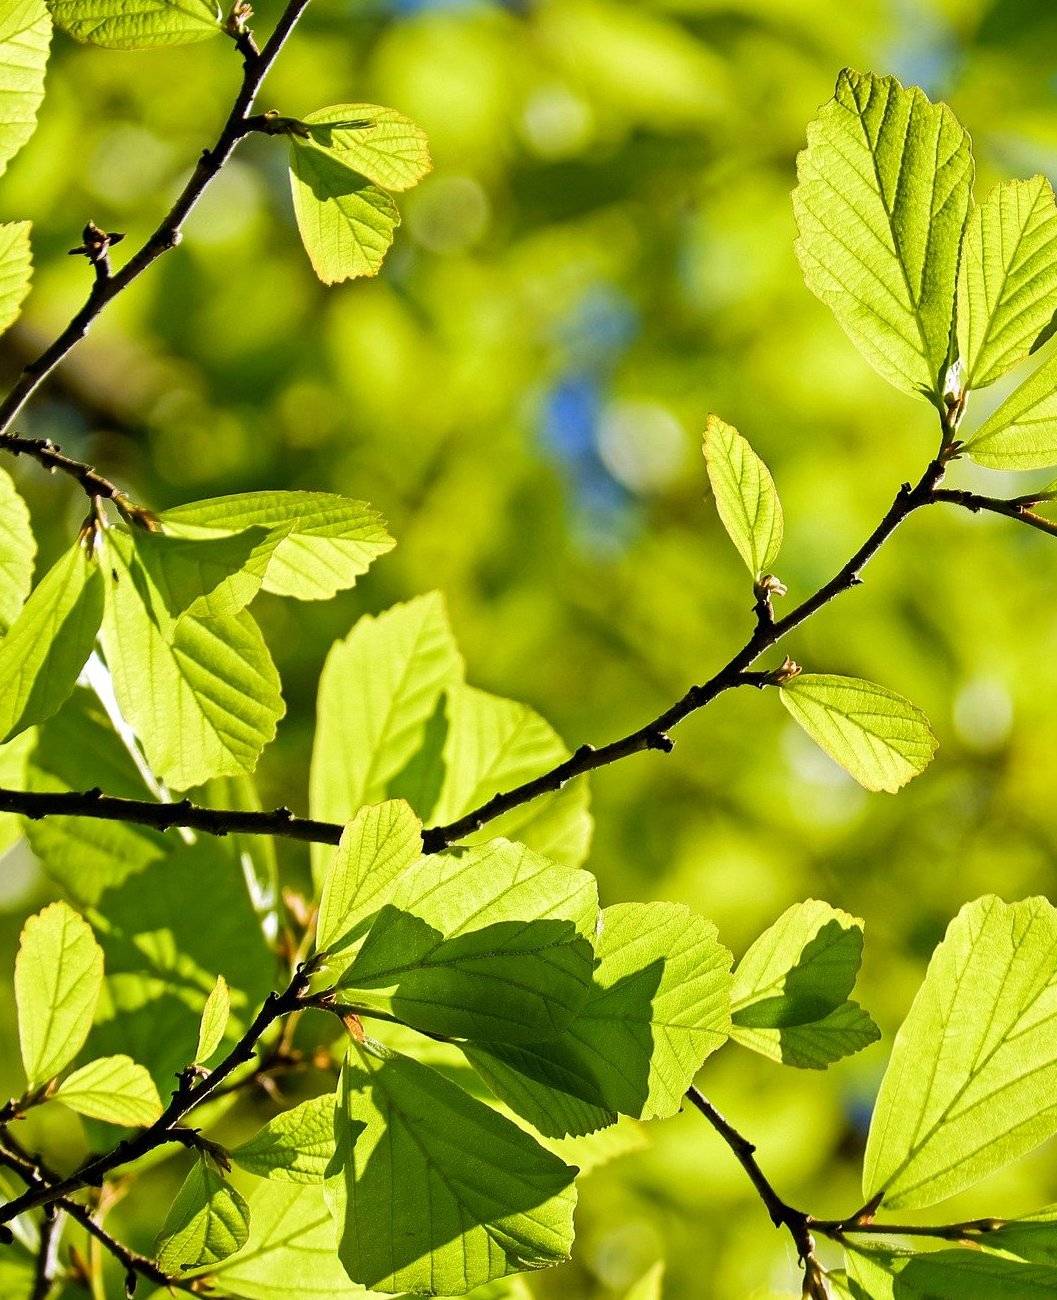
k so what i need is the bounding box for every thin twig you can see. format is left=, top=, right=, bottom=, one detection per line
left=810, top=1213, right=1006, bottom=1242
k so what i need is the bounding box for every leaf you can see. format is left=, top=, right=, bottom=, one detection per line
left=340, top=837, right=597, bottom=1044
left=100, top=530, right=284, bottom=790
left=0, top=466, right=34, bottom=634
left=131, top=526, right=274, bottom=621
left=793, top=69, right=973, bottom=403
left=0, top=726, right=33, bottom=854
left=702, top=415, right=783, bottom=578
left=55, top=1053, right=162, bottom=1126
left=843, top=1241, right=1057, bottom=1298
left=156, top=1155, right=250, bottom=1273
left=863, top=895, right=1057, bottom=1210
left=730, top=900, right=880, bottom=1069
left=15, top=900, right=104, bottom=1088
left=194, top=974, right=230, bottom=1065
left=465, top=902, right=732, bottom=1134
left=162, top=491, right=394, bottom=601
left=429, top=682, right=592, bottom=868
left=297, top=105, right=431, bottom=193
left=957, top=176, right=1057, bottom=389
left=325, top=1042, right=578, bottom=1295
left=309, top=593, right=462, bottom=881
left=49, top=0, right=221, bottom=49
left=980, top=1204, right=1057, bottom=1266
left=0, top=0, right=50, bottom=175
left=625, top=1263, right=665, bottom=1300
left=0, top=220, right=31, bottom=336
left=961, top=347, right=1057, bottom=468
left=779, top=673, right=937, bottom=793
left=289, top=141, right=401, bottom=285
left=0, top=540, right=104, bottom=744
left=232, top=1095, right=336, bottom=1184
left=315, top=800, right=422, bottom=958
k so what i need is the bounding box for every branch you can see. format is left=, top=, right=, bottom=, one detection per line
left=0, top=963, right=315, bottom=1224
left=0, top=0, right=312, bottom=441
left=0, top=433, right=157, bottom=528
left=931, top=486, right=1057, bottom=539
left=29, top=1203, right=62, bottom=1300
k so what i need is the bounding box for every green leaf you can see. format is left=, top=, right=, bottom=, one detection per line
left=980, top=1204, right=1057, bottom=1266
left=162, top=491, right=394, bottom=602
left=0, top=726, right=32, bottom=854
left=325, top=1042, right=578, bottom=1295
left=0, top=220, right=31, bottom=336
left=55, top=1053, right=162, bottom=1126
left=864, top=895, right=1057, bottom=1210
left=232, top=1095, right=336, bottom=1184
left=465, top=902, right=732, bottom=1133
left=156, top=1155, right=250, bottom=1273
left=962, top=347, right=1057, bottom=468
left=309, top=593, right=462, bottom=881
left=100, top=530, right=284, bottom=790
left=194, top=974, right=229, bottom=1065
left=429, top=683, right=592, bottom=868
left=0, top=466, right=34, bottom=634
left=0, top=0, right=50, bottom=174
left=340, top=837, right=597, bottom=1044
left=315, top=800, right=422, bottom=958
left=0, top=540, right=104, bottom=744
left=793, top=68, right=973, bottom=403
left=15, top=900, right=104, bottom=1088
left=779, top=673, right=938, bottom=793
left=730, top=900, right=880, bottom=1069
left=844, top=1242, right=1057, bottom=1298
left=625, top=1263, right=665, bottom=1300
left=957, top=176, right=1057, bottom=389
left=49, top=0, right=221, bottom=49
left=297, top=105, right=431, bottom=193
left=702, top=415, right=783, bottom=579
left=131, top=526, right=274, bottom=621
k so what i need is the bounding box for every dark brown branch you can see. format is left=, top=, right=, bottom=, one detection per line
left=811, top=1212, right=1006, bottom=1242
left=931, top=486, right=1057, bottom=539
left=29, top=1203, right=62, bottom=1300
left=0, top=0, right=312, bottom=441
left=0, top=433, right=157, bottom=530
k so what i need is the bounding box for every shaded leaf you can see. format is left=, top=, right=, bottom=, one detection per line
left=844, top=1241, right=1057, bottom=1297
left=132, top=526, right=274, bottom=621
left=156, top=1155, right=250, bottom=1272
left=233, top=1094, right=336, bottom=1184
left=297, top=104, right=431, bottom=193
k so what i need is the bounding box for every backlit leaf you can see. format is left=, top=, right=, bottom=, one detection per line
left=962, top=347, right=1057, bottom=468
left=156, top=1155, right=250, bottom=1272
left=49, top=0, right=221, bottom=49
left=702, top=415, right=783, bottom=579
left=0, top=220, right=31, bottom=335
left=55, top=1053, right=162, bottom=1126
left=194, top=974, right=229, bottom=1065
left=297, top=105, right=431, bottom=193
left=233, top=1094, right=336, bottom=1184
left=0, top=466, right=34, bottom=634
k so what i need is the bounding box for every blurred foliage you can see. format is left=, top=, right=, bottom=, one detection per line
left=4, top=0, right=1057, bottom=1294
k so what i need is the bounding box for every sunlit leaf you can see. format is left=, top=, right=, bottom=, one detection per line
left=194, top=974, right=229, bottom=1065
left=233, top=1094, right=336, bottom=1184
left=0, top=220, right=31, bottom=336
left=156, top=1155, right=250, bottom=1272
left=297, top=104, right=431, bottom=192
left=49, top=0, right=221, bottom=50
left=844, top=1241, right=1057, bottom=1297
left=55, top=1053, right=162, bottom=1126
left=0, top=466, right=34, bottom=634
left=0, top=0, right=50, bottom=174
left=962, top=347, right=1057, bottom=469
left=131, top=526, right=274, bottom=621
left=702, top=415, right=782, bottom=579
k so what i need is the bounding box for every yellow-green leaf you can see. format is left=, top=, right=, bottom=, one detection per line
left=194, top=974, right=229, bottom=1066
left=55, top=1053, right=162, bottom=1126
left=49, top=0, right=221, bottom=50
left=702, top=415, right=783, bottom=579
left=0, top=0, right=50, bottom=175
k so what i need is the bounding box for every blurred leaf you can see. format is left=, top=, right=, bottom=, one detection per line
left=702, top=415, right=783, bottom=579
left=731, top=899, right=880, bottom=1068
left=0, top=221, right=32, bottom=336
left=0, top=465, right=34, bottom=634
left=298, top=105, right=431, bottom=193
left=315, top=799, right=421, bottom=958
left=793, top=69, right=972, bottom=403
left=162, top=491, right=394, bottom=601
left=157, top=1155, right=250, bottom=1272
left=0, top=540, right=103, bottom=743
left=340, top=838, right=597, bottom=1044
left=844, top=1241, right=1057, bottom=1297
left=864, top=895, right=1057, bottom=1210
left=233, top=1094, right=336, bottom=1184
left=963, top=347, right=1057, bottom=468
left=779, top=674, right=937, bottom=793
left=15, top=900, right=103, bottom=1087
left=132, top=526, right=273, bottom=620
left=958, top=176, right=1057, bottom=389
left=49, top=0, right=221, bottom=49
left=325, top=1042, right=577, bottom=1294
left=55, top=1053, right=162, bottom=1125
left=625, top=1262, right=664, bottom=1300
left=194, top=973, right=229, bottom=1065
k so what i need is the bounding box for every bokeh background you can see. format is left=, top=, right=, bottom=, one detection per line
left=2, top=0, right=1057, bottom=1294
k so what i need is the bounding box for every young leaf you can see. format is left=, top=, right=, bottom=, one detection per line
left=100, top=530, right=284, bottom=790
left=844, top=1241, right=1057, bottom=1297
left=0, top=0, right=50, bottom=175
left=0, top=540, right=104, bottom=744
left=49, top=0, right=221, bottom=49
left=465, top=902, right=732, bottom=1132
left=232, top=1094, right=336, bottom=1184
left=325, top=1043, right=578, bottom=1294
left=315, top=799, right=422, bottom=958
left=429, top=682, right=592, bottom=869
left=793, top=69, right=973, bottom=404
left=131, top=526, right=274, bottom=621
left=55, top=1054, right=162, bottom=1126
left=0, top=221, right=32, bottom=336
left=779, top=673, right=938, bottom=793
left=864, top=895, right=1057, bottom=1210
left=961, top=347, right=1057, bottom=468
left=295, top=105, right=431, bottom=193
left=0, top=467, right=34, bottom=634
left=156, top=1155, right=250, bottom=1273
left=957, top=175, right=1057, bottom=389
left=162, top=490, right=394, bottom=601
left=339, top=838, right=597, bottom=1043
left=194, top=974, right=230, bottom=1066
left=15, top=900, right=104, bottom=1088
left=702, top=416, right=783, bottom=579
left=730, top=899, right=880, bottom=1069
